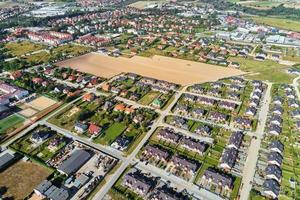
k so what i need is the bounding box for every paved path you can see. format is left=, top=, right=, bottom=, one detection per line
left=239, top=82, right=272, bottom=200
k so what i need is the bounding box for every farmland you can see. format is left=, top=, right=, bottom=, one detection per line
left=56, top=53, right=245, bottom=85
left=250, top=16, right=300, bottom=32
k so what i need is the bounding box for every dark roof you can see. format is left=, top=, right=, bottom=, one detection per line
left=170, top=155, right=198, bottom=172
left=58, top=149, right=91, bottom=175
left=228, top=131, right=243, bottom=149
left=268, top=152, right=283, bottom=166
left=220, top=148, right=238, bottom=168
left=203, top=168, right=233, bottom=188
left=265, top=164, right=282, bottom=181
left=122, top=172, right=155, bottom=196
left=263, top=179, right=280, bottom=197
left=269, top=140, right=284, bottom=153
left=35, top=180, right=69, bottom=200
left=0, top=152, right=15, bottom=170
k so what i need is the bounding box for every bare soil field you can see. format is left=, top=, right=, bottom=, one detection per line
left=19, top=108, right=38, bottom=117
left=27, top=96, right=57, bottom=111
left=56, top=53, right=245, bottom=85
left=0, top=161, right=51, bottom=200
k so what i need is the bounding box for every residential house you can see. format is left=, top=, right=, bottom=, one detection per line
left=74, top=121, right=88, bottom=133
left=265, top=164, right=282, bottom=183
left=220, top=148, right=238, bottom=170
left=200, top=168, right=233, bottom=192
left=228, top=131, right=243, bottom=150
left=262, top=179, right=280, bottom=199
left=179, top=137, right=207, bottom=155
left=169, top=155, right=198, bottom=175
left=267, top=152, right=283, bottom=167
left=269, top=140, right=284, bottom=155
left=143, top=145, right=170, bottom=163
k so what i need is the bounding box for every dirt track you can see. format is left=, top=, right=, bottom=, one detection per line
left=56, top=53, right=245, bottom=85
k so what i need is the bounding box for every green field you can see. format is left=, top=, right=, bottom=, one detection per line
left=5, top=41, right=46, bottom=57
left=24, top=51, right=51, bottom=63
left=95, top=123, right=126, bottom=145
left=0, top=114, right=25, bottom=135
left=251, top=16, right=300, bottom=32
left=138, top=91, right=160, bottom=105
left=229, top=57, right=296, bottom=83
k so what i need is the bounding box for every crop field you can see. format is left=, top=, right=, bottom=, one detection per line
left=0, top=161, right=52, bottom=200
left=56, top=53, right=245, bottom=85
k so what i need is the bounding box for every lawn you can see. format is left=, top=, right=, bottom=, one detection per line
left=24, top=51, right=51, bottom=63
left=251, top=16, right=300, bottom=32
left=51, top=44, right=92, bottom=58
left=95, top=123, right=126, bottom=145
left=0, top=114, right=25, bottom=135
left=0, top=160, right=52, bottom=200
left=229, top=57, right=296, bottom=83
left=5, top=41, right=46, bottom=57
left=138, top=91, right=160, bottom=105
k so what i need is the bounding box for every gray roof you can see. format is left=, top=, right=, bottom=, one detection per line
left=35, top=180, right=52, bottom=194
left=220, top=148, right=238, bottom=168
left=0, top=152, right=15, bottom=170
left=266, top=164, right=282, bottom=181
left=228, top=131, right=243, bottom=149
left=44, top=185, right=69, bottom=200
left=0, top=105, right=9, bottom=113
left=58, top=149, right=91, bottom=175
left=263, top=179, right=280, bottom=197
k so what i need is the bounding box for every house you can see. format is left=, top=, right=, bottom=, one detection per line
left=262, top=179, right=280, bottom=199
left=30, top=131, right=50, bottom=143
left=156, top=128, right=180, bottom=144
left=0, top=151, right=16, bottom=171
left=269, top=140, right=284, bottom=155
left=102, top=83, right=111, bottom=91
left=220, top=148, right=238, bottom=170
left=121, top=172, right=155, bottom=197
left=197, top=97, right=215, bottom=106
left=291, top=110, right=300, bottom=119
left=179, top=137, right=207, bottom=155
left=233, top=117, right=252, bottom=129
left=245, top=106, right=257, bottom=116
left=273, top=96, right=283, bottom=106
left=150, top=187, right=183, bottom=200
left=32, top=77, right=43, bottom=85
left=191, top=108, right=205, bottom=118
left=249, top=98, right=260, bottom=107
left=58, top=149, right=91, bottom=175
left=174, top=104, right=188, bottom=115
left=170, top=116, right=189, bottom=130
left=111, top=136, right=130, bottom=151
left=219, top=101, right=236, bottom=111
left=265, top=164, right=282, bottom=183
left=143, top=145, right=170, bottom=162
left=271, top=106, right=283, bottom=115
left=88, top=124, right=101, bottom=136
left=114, top=104, right=125, bottom=112
left=10, top=71, right=22, bottom=80
left=208, top=111, right=228, bottom=123
left=74, top=121, right=88, bottom=133
left=194, top=125, right=212, bottom=136
left=34, top=180, right=69, bottom=200
left=288, top=99, right=299, bottom=108
left=183, top=94, right=195, bottom=102
left=269, top=115, right=282, bottom=126
left=83, top=93, right=95, bottom=102
left=269, top=124, right=282, bottom=135
left=228, top=131, right=243, bottom=149
left=170, top=155, right=198, bottom=175
left=267, top=152, right=283, bottom=167
left=200, top=168, right=233, bottom=192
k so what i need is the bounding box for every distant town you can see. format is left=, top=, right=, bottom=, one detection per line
left=0, top=0, right=300, bottom=200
